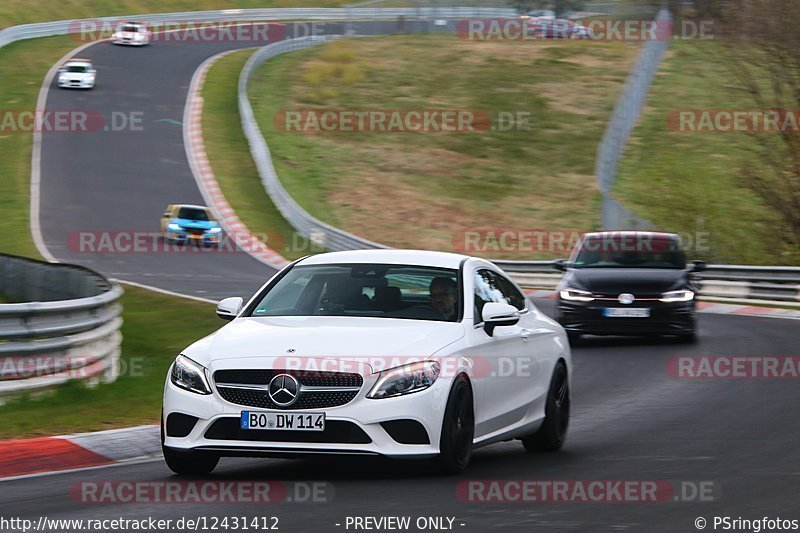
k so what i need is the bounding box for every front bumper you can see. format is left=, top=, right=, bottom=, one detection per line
left=113, top=38, right=148, bottom=46
left=166, top=230, right=220, bottom=244
left=162, top=371, right=450, bottom=458
left=58, top=79, right=94, bottom=89
left=557, top=298, right=695, bottom=336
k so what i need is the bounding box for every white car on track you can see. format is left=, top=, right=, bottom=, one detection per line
left=111, top=21, right=152, bottom=46
left=162, top=249, right=572, bottom=474
left=57, top=59, right=96, bottom=89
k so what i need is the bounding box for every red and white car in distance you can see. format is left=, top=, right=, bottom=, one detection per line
left=162, top=249, right=572, bottom=474
left=111, top=21, right=151, bottom=46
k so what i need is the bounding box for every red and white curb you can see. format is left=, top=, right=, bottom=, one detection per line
left=0, top=425, right=160, bottom=480
left=183, top=50, right=289, bottom=271
left=524, top=290, right=800, bottom=320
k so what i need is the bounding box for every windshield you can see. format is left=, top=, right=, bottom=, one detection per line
left=572, top=236, right=686, bottom=269
left=120, top=24, right=141, bottom=32
left=247, top=264, right=461, bottom=322
left=177, top=207, right=210, bottom=221
left=65, top=65, right=89, bottom=73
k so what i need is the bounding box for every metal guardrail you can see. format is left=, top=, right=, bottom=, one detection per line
left=595, top=7, right=670, bottom=230
left=239, top=35, right=391, bottom=252
left=0, top=254, right=123, bottom=396
left=493, top=260, right=800, bottom=304
left=240, top=35, right=799, bottom=305
left=0, top=7, right=517, bottom=48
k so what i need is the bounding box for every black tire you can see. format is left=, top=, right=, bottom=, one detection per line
left=567, top=331, right=582, bottom=346
left=522, top=361, right=569, bottom=453
left=161, top=417, right=219, bottom=475
left=434, top=375, right=475, bottom=475
left=678, top=330, right=697, bottom=343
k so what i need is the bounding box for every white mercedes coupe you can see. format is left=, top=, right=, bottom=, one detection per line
left=162, top=250, right=572, bottom=474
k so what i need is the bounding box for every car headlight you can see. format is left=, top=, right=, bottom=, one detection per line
left=367, top=361, right=440, bottom=399
left=659, top=290, right=694, bottom=303
left=208, top=227, right=222, bottom=234
left=87, top=76, right=95, bottom=82
left=559, top=287, right=594, bottom=302
left=167, top=223, right=182, bottom=231
left=170, top=355, right=212, bottom=395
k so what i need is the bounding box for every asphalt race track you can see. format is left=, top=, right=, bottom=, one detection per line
left=13, top=25, right=800, bottom=533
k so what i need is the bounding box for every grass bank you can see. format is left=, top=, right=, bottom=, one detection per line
left=615, top=40, right=799, bottom=264
left=247, top=35, right=640, bottom=258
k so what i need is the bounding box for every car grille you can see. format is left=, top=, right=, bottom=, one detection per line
left=183, top=227, right=205, bottom=235
left=214, top=369, right=363, bottom=410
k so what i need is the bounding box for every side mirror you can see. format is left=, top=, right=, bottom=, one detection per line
left=482, top=302, right=520, bottom=336
left=216, top=297, right=243, bottom=321
left=552, top=259, right=568, bottom=272
left=691, top=260, right=707, bottom=273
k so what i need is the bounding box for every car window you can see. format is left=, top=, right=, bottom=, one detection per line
left=177, top=207, right=210, bottom=221
left=493, top=272, right=527, bottom=311
left=474, top=269, right=504, bottom=323
left=249, top=264, right=461, bottom=322
left=571, top=235, right=686, bottom=269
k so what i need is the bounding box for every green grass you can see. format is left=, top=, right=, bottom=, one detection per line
left=248, top=35, right=640, bottom=258
left=0, top=37, right=85, bottom=258
left=202, top=50, right=323, bottom=260
left=0, top=0, right=350, bottom=28
left=0, top=286, right=221, bottom=439
left=615, top=40, right=799, bottom=265
left=0, top=37, right=221, bottom=439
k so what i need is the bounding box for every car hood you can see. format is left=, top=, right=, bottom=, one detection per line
left=183, top=316, right=465, bottom=372
left=174, top=217, right=217, bottom=230
left=565, top=268, right=688, bottom=295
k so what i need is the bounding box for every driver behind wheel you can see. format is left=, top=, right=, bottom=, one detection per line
left=429, top=277, right=458, bottom=321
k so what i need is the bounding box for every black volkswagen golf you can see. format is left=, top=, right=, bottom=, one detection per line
left=553, top=231, right=706, bottom=343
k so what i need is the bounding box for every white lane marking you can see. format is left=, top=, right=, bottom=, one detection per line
left=30, top=39, right=104, bottom=263
left=182, top=48, right=290, bottom=270
left=111, top=279, right=217, bottom=304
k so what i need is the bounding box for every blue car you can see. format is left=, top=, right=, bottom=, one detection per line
left=160, top=204, right=222, bottom=246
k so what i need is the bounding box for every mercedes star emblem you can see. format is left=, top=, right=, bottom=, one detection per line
left=268, top=374, right=300, bottom=407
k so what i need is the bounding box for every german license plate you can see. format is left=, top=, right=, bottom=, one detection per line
left=604, top=308, right=650, bottom=318
left=241, top=411, right=325, bottom=431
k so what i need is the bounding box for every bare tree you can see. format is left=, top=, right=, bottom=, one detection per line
left=720, top=0, right=800, bottom=239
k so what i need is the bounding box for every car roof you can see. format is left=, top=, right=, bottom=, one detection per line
left=64, top=59, right=92, bottom=66
left=582, top=231, right=679, bottom=240
left=299, top=249, right=472, bottom=269
left=172, top=204, right=210, bottom=211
